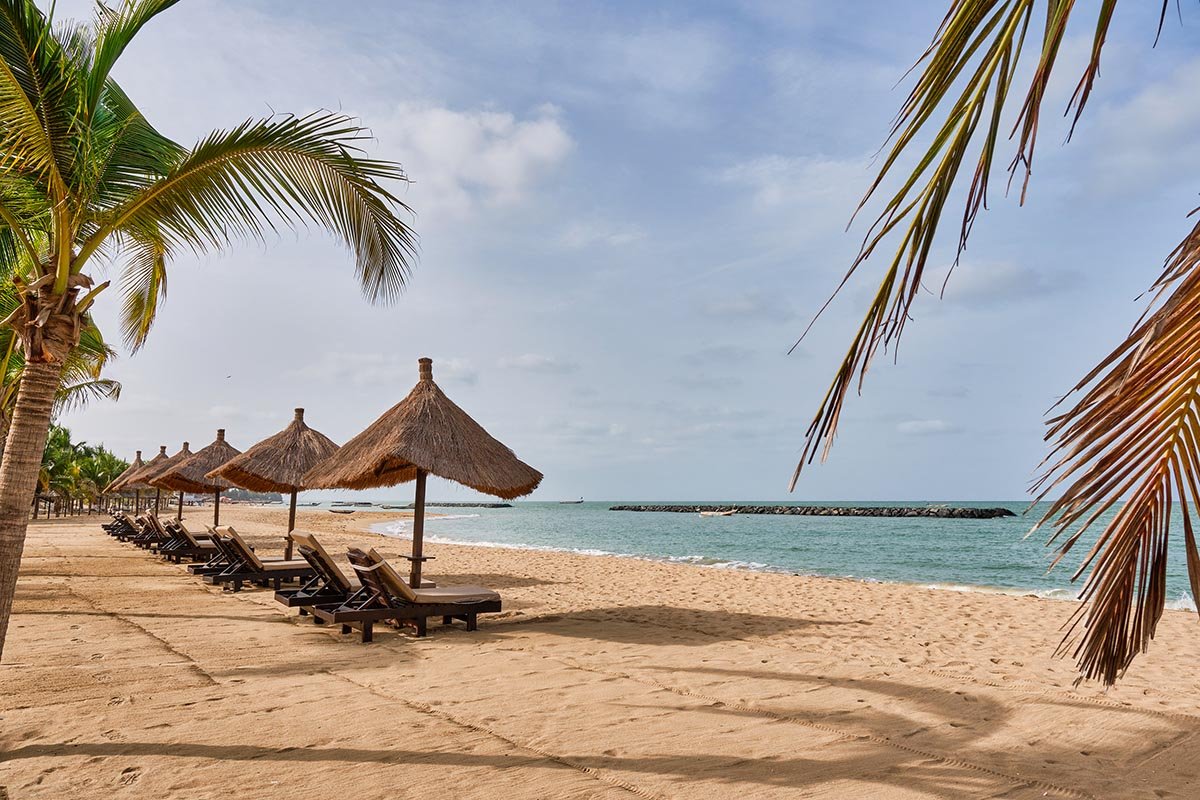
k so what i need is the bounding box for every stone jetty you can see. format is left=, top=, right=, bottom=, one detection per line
left=609, top=505, right=1016, bottom=519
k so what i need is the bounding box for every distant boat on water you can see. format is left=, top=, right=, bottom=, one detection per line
left=559, top=497, right=584, bottom=504
left=699, top=509, right=736, bottom=517
left=329, top=509, right=355, bottom=515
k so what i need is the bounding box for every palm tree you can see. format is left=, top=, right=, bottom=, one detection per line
left=795, top=1, right=1193, bottom=684
left=0, top=0, right=416, bottom=659
left=0, top=279, right=122, bottom=456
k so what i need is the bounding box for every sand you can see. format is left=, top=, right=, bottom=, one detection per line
left=2, top=506, right=1199, bottom=799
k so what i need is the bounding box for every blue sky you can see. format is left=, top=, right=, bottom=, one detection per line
left=51, top=1, right=1200, bottom=500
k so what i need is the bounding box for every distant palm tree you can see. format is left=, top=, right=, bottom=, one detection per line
left=795, top=2, right=1190, bottom=684
left=0, top=0, right=416, bottom=659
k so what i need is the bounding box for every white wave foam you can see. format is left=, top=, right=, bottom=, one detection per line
left=1166, top=592, right=1198, bottom=612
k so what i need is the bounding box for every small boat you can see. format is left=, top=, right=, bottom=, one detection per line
left=699, top=509, right=736, bottom=517
left=329, top=509, right=356, bottom=515
left=559, top=497, right=584, bottom=504
left=381, top=504, right=407, bottom=510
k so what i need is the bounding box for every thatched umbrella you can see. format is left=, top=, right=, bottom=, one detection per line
left=105, top=449, right=144, bottom=511
left=113, top=445, right=170, bottom=513
left=207, top=408, right=339, bottom=557
left=143, top=442, right=193, bottom=520
left=302, top=357, right=542, bottom=587
left=155, top=429, right=240, bottom=525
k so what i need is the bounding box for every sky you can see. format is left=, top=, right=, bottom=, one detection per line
left=45, top=1, right=1200, bottom=501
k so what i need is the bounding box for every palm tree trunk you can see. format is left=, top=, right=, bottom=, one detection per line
left=0, top=360, right=63, bottom=661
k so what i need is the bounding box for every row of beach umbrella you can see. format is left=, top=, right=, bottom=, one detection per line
left=104, top=358, right=543, bottom=587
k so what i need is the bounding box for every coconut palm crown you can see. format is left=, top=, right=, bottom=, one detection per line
left=0, top=0, right=417, bottom=659
left=794, top=1, right=1193, bottom=685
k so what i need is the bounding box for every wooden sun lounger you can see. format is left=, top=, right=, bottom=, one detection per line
left=159, top=520, right=217, bottom=564
left=310, top=548, right=501, bottom=643
left=274, top=531, right=356, bottom=615
left=203, top=526, right=315, bottom=592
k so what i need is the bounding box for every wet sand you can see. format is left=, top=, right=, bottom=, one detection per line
left=2, top=505, right=1199, bottom=798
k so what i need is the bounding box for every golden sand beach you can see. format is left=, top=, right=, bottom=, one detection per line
left=2, top=506, right=1199, bottom=799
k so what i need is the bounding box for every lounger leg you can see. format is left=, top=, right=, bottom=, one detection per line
left=466, top=613, right=477, bottom=632
left=362, top=621, right=373, bottom=643
left=298, top=607, right=308, bottom=616
left=442, top=615, right=453, bottom=625
left=415, top=617, right=427, bottom=637
left=341, top=624, right=351, bottom=635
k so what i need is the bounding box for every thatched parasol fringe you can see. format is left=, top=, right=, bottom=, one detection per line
left=155, top=429, right=241, bottom=494
left=301, top=358, right=542, bottom=498
left=208, top=409, right=339, bottom=493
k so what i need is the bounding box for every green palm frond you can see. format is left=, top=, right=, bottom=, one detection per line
left=796, top=0, right=1190, bottom=684
left=115, top=224, right=167, bottom=351
left=54, top=377, right=121, bottom=416
left=82, top=110, right=416, bottom=310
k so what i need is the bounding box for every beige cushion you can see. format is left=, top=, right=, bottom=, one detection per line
left=364, top=550, right=499, bottom=605
left=411, top=585, right=499, bottom=604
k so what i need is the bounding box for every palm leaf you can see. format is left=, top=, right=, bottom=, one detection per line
left=1031, top=222, right=1200, bottom=684
left=80, top=111, right=417, bottom=311
left=53, top=377, right=120, bottom=416
left=794, top=0, right=1190, bottom=683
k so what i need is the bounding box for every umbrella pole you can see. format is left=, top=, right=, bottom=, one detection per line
left=155, top=488, right=161, bottom=514
left=176, top=491, right=183, bottom=521
left=284, top=490, right=298, bottom=559
left=214, top=490, right=220, bottom=526
left=410, top=469, right=427, bottom=588
left=134, top=489, right=140, bottom=513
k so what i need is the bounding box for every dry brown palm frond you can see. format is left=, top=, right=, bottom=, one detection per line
left=1032, top=219, right=1200, bottom=685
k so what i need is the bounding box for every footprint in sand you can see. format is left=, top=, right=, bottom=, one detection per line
left=101, top=730, right=126, bottom=742
left=118, top=767, right=141, bottom=786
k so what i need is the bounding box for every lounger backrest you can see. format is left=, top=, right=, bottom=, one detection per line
left=176, top=522, right=205, bottom=548
left=364, top=548, right=418, bottom=603
left=221, top=527, right=265, bottom=570
left=346, top=548, right=396, bottom=607
left=208, top=530, right=241, bottom=566
left=291, top=532, right=352, bottom=593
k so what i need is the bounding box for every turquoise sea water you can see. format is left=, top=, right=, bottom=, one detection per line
left=351, top=500, right=1197, bottom=611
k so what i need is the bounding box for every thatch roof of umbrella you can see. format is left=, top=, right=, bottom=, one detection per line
left=111, top=445, right=168, bottom=491
left=302, top=358, right=542, bottom=498
left=105, top=449, right=144, bottom=493
left=207, top=409, right=339, bottom=492
left=141, top=442, right=194, bottom=488
left=155, top=430, right=241, bottom=494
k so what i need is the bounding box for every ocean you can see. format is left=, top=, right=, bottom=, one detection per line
left=356, top=500, right=1199, bottom=611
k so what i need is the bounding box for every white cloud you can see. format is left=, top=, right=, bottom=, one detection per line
left=498, top=354, right=579, bottom=374
left=697, top=291, right=793, bottom=321
left=936, top=262, right=1074, bottom=308
left=896, top=419, right=961, bottom=436
left=558, top=220, right=645, bottom=249
left=376, top=103, right=573, bottom=221
left=719, top=154, right=868, bottom=213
